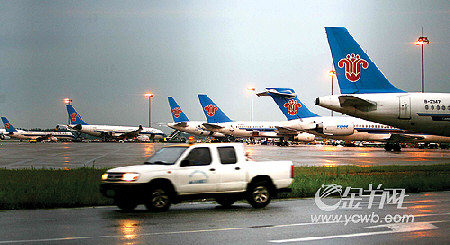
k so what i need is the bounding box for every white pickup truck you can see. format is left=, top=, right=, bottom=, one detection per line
left=100, top=143, right=293, bottom=211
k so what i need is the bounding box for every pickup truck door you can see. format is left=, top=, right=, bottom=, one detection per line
left=215, top=146, right=247, bottom=192
left=175, top=147, right=218, bottom=194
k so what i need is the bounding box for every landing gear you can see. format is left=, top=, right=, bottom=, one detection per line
left=384, top=143, right=401, bottom=152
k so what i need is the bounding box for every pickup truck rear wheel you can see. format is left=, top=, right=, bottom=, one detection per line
left=145, top=187, right=171, bottom=212
left=247, top=181, right=271, bottom=208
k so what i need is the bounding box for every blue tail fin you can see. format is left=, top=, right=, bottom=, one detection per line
left=325, top=27, right=405, bottom=94
left=263, top=88, right=319, bottom=120
left=168, top=97, right=190, bottom=123
left=198, top=94, right=233, bottom=123
left=1, top=117, right=17, bottom=132
left=66, top=105, right=88, bottom=125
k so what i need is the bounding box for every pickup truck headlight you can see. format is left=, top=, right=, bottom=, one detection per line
left=101, top=173, right=108, bottom=181
left=122, top=173, right=140, bottom=182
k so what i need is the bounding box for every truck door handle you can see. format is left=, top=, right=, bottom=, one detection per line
left=235, top=167, right=240, bottom=170
left=209, top=168, right=216, bottom=171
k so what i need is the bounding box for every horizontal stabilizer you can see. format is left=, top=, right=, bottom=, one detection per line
left=202, top=123, right=224, bottom=130
left=173, top=122, right=188, bottom=127
left=338, top=95, right=377, bottom=111
left=275, top=126, right=300, bottom=135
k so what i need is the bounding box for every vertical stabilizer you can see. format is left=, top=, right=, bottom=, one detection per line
left=1, top=117, right=17, bottom=132
left=259, top=88, right=319, bottom=120
left=325, top=27, right=405, bottom=94
left=168, top=97, right=190, bottom=123
left=198, top=94, right=233, bottom=123
left=66, top=105, right=88, bottom=125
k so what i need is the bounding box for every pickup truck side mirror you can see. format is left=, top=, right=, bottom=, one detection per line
left=180, top=159, right=190, bottom=167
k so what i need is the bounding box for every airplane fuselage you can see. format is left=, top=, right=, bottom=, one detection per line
left=7, top=130, right=74, bottom=141
left=282, top=116, right=450, bottom=143
left=70, top=124, right=165, bottom=139
left=316, top=93, right=450, bottom=137
left=205, top=121, right=298, bottom=138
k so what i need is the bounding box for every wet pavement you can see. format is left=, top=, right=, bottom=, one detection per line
left=0, top=142, right=449, bottom=169
left=0, top=192, right=448, bottom=244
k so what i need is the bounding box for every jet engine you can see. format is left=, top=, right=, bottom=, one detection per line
left=315, top=122, right=355, bottom=136
left=294, top=132, right=315, bottom=142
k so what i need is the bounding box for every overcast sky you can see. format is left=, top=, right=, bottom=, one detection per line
left=1, top=0, right=448, bottom=131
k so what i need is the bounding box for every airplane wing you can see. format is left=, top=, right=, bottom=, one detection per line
left=116, top=125, right=144, bottom=140
left=36, top=134, right=53, bottom=142
left=386, top=133, right=425, bottom=143
left=275, top=126, right=300, bottom=135
left=202, top=123, right=224, bottom=130
left=338, top=95, right=377, bottom=112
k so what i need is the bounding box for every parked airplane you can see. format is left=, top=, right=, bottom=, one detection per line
left=315, top=27, right=450, bottom=137
left=1, top=117, right=74, bottom=142
left=0, top=129, right=11, bottom=140
left=62, top=105, right=165, bottom=141
left=197, top=94, right=315, bottom=142
left=258, top=88, right=450, bottom=151
left=167, top=97, right=226, bottom=138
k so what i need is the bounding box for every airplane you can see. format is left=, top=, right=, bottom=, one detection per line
left=258, top=88, right=450, bottom=151
left=197, top=94, right=315, bottom=142
left=1, top=117, right=74, bottom=142
left=167, top=97, right=226, bottom=138
left=62, top=105, right=165, bottom=141
left=315, top=27, right=450, bottom=137
left=0, top=129, right=11, bottom=140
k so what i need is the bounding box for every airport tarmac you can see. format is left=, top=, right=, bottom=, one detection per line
left=0, top=142, right=449, bottom=169
left=0, top=192, right=448, bottom=244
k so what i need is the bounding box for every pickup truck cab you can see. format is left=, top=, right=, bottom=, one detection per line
left=100, top=143, right=293, bottom=211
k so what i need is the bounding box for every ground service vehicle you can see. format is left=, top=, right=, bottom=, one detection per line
left=100, top=143, right=293, bottom=211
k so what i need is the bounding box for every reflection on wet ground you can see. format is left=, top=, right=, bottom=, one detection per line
left=0, top=142, right=448, bottom=169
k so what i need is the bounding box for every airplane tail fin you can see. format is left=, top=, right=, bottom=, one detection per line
left=168, top=97, right=190, bottom=123
left=257, top=88, right=319, bottom=120
left=1, top=117, right=17, bottom=132
left=325, top=27, right=405, bottom=94
left=198, top=94, right=233, bottom=123
left=66, top=105, right=88, bottom=125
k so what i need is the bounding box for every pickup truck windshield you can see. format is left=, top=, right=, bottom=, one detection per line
left=145, top=146, right=188, bottom=165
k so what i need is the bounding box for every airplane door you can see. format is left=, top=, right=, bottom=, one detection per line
left=399, top=95, right=411, bottom=119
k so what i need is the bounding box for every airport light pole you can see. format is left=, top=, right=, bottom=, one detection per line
left=247, top=87, right=256, bottom=121
left=329, top=70, right=336, bottom=116
left=145, top=93, right=153, bottom=127
left=63, top=98, right=72, bottom=125
left=415, top=29, right=430, bottom=93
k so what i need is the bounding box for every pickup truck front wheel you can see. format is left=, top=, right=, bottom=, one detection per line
left=145, top=187, right=171, bottom=212
left=246, top=181, right=271, bottom=208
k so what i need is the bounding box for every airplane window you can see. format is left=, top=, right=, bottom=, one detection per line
left=431, top=105, right=434, bottom=110
left=437, top=105, right=441, bottom=110
left=425, top=105, right=429, bottom=110
left=442, top=106, right=446, bottom=110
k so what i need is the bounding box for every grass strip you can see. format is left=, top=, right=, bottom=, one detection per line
left=0, top=164, right=449, bottom=210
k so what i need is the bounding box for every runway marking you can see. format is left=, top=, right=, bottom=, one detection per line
left=269, top=220, right=449, bottom=243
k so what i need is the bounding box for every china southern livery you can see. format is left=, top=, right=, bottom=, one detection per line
left=197, top=94, right=315, bottom=142
left=1, top=117, right=74, bottom=142
left=315, top=27, right=450, bottom=137
left=167, top=97, right=226, bottom=138
left=63, top=105, right=165, bottom=141
left=258, top=88, right=450, bottom=151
